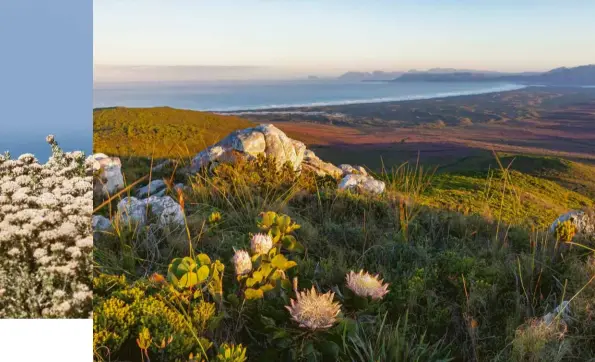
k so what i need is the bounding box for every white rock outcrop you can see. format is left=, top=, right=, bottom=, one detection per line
left=191, top=124, right=306, bottom=173
left=189, top=124, right=387, bottom=195
left=116, top=196, right=185, bottom=230
left=550, top=210, right=595, bottom=238
left=92, top=153, right=124, bottom=197
left=338, top=173, right=386, bottom=195
left=302, top=150, right=342, bottom=178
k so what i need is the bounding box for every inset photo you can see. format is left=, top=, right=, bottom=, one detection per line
left=92, top=1, right=595, bottom=361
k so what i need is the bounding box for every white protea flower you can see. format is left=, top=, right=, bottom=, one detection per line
left=346, top=270, right=390, bottom=300
left=250, top=233, right=273, bottom=255
left=233, top=249, right=252, bottom=275
left=286, top=286, right=341, bottom=330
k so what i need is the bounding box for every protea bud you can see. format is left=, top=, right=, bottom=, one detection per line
left=250, top=233, right=273, bottom=255
left=346, top=270, right=389, bottom=300
left=233, top=250, right=252, bottom=276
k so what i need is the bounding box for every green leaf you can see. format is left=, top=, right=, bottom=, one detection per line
left=259, top=283, right=274, bottom=293
left=259, top=211, right=276, bottom=229
left=244, top=288, right=264, bottom=300
left=197, top=253, right=211, bottom=266
left=226, top=294, right=240, bottom=307
left=252, top=271, right=264, bottom=283
left=317, top=341, right=340, bottom=359
left=272, top=330, right=288, bottom=340
left=271, top=226, right=281, bottom=243
left=246, top=277, right=258, bottom=288
left=277, top=215, right=291, bottom=230
left=271, top=254, right=289, bottom=270
left=197, top=265, right=210, bottom=282
left=260, top=315, right=276, bottom=328
left=179, top=272, right=198, bottom=288
left=280, top=279, right=292, bottom=291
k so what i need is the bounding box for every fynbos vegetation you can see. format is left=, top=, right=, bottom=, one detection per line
left=0, top=137, right=93, bottom=318
left=93, top=138, right=595, bottom=361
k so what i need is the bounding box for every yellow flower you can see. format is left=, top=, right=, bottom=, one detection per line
left=346, top=270, right=389, bottom=300
left=250, top=233, right=273, bottom=255
left=285, top=286, right=341, bottom=330
left=233, top=250, right=252, bottom=276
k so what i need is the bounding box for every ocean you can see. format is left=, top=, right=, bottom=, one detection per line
left=93, top=80, right=526, bottom=112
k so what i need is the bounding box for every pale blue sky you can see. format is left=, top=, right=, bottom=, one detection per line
left=94, top=0, right=595, bottom=74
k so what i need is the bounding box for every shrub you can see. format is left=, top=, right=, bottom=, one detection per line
left=0, top=136, right=93, bottom=318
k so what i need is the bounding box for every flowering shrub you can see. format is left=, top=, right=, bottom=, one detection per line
left=555, top=219, right=577, bottom=243
left=0, top=136, right=93, bottom=318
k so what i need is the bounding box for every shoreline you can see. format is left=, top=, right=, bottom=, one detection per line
left=213, top=83, right=526, bottom=113
left=93, top=82, right=528, bottom=113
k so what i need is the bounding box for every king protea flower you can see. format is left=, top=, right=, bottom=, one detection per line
left=346, top=270, right=389, bottom=300
left=250, top=233, right=273, bottom=255
left=233, top=250, right=252, bottom=276
left=286, top=286, right=341, bottom=330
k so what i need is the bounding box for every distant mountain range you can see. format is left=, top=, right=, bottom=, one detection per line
left=390, top=65, right=595, bottom=85
left=337, top=65, right=595, bottom=85
left=337, top=71, right=405, bottom=81
left=336, top=68, right=532, bottom=81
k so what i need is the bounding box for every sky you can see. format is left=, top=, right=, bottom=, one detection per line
left=94, top=0, right=595, bottom=80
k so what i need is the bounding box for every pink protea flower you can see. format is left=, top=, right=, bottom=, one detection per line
left=250, top=233, right=273, bottom=255
left=286, top=286, right=341, bottom=330
left=346, top=270, right=389, bottom=300
left=233, top=250, right=252, bottom=276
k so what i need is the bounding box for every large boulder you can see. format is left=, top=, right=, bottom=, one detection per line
left=550, top=210, right=595, bottom=238
left=92, top=153, right=124, bottom=197
left=190, top=124, right=306, bottom=173
left=189, top=125, right=386, bottom=195
left=338, top=174, right=386, bottom=195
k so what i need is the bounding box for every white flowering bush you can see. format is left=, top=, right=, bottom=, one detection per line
left=0, top=136, right=93, bottom=318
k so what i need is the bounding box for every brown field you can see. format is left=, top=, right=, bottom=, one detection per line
left=250, top=88, right=595, bottom=170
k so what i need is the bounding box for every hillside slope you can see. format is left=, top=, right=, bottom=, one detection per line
left=93, top=107, right=255, bottom=158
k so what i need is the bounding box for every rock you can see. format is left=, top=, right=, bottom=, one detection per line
left=542, top=301, right=571, bottom=325
left=92, top=153, right=124, bottom=197
left=550, top=210, right=595, bottom=237
left=302, top=150, right=342, bottom=178
left=190, top=124, right=305, bottom=173
left=145, top=195, right=185, bottom=228
left=117, top=197, right=148, bottom=226
left=355, top=166, right=368, bottom=176
left=339, top=164, right=368, bottom=176
left=338, top=174, right=386, bottom=195
left=152, top=159, right=172, bottom=173
left=116, top=196, right=185, bottom=230
left=92, top=215, right=112, bottom=233
left=136, top=180, right=167, bottom=198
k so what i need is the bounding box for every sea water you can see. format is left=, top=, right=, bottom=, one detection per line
left=93, top=80, right=525, bottom=112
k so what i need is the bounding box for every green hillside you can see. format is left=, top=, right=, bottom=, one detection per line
left=93, top=107, right=595, bottom=362
left=93, top=107, right=255, bottom=158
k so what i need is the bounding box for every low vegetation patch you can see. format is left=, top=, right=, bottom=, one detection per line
left=93, top=154, right=595, bottom=361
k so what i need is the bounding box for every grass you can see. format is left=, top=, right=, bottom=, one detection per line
left=93, top=107, right=255, bottom=158
left=92, top=106, right=595, bottom=361
left=93, top=152, right=595, bottom=362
